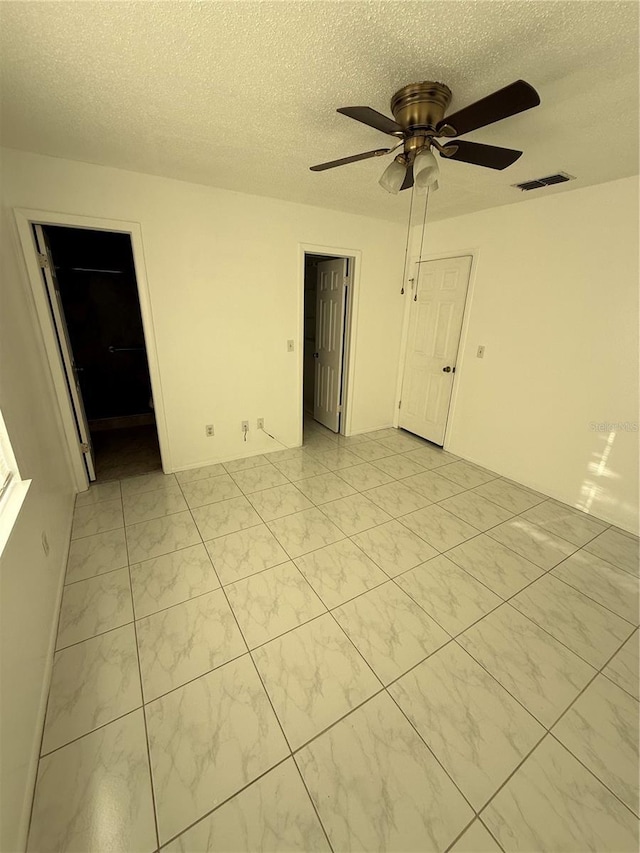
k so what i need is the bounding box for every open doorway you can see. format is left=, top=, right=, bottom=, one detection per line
left=34, top=224, right=162, bottom=482
left=303, top=252, right=353, bottom=436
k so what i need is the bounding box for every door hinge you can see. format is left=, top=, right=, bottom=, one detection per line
left=337, top=404, right=343, bottom=413
left=398, top=400, right=402, bottom=410
left=38, top=253, right=50, bottom=269
left=80, top=441, right=89, bottom=453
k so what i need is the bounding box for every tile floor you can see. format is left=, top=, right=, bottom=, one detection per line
left=28, top=420, right=639, bottom=852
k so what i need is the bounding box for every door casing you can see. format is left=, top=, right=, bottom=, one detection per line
left=298, top=244, right=360, bottom=443
left=394, top=249, right=479, bottom=449
left=14, top=208, right=171, bottom=491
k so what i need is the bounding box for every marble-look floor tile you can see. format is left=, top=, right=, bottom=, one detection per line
left=459, top=605, right=595, bottom=727
left=56, top=568, right=133, bottom=649
left=371, top=453, right=428, bottom=480
left=334, top=432, right=373, bottom=447
left=265, top=446, right=307, bottom=462
left=400, top=504, right=481, bottom=552
left=402, top=470, right=467, bottom=502
left=231, top=464, right=290, bottom=494
left=483, top=736, right=639, bottom=852
left=375, top=432, right=426, bottom=454
left=438, top=491, right=513, bottom=532
left=348, top=440, right=396, bottom=463
left=136, top=589, right=246, bottom=701
left=553, top=675, right=639, bottom=814
left=487, top=517, right=576, bottom=569
left=28, top=710, right=156, bottom=853
left=294, top=538, right=388, bottom=608
left=396, top=555, right=501, bottom=636
left=130, top=544, right=219, bottom=618
left=297, top=692, right=474, bottom=852
left=333, top=581, right=449, bottom=684
left=71, top=498, right=124, bottom=539
left=226, top=562, right=326, bottom=648
left=192, top=496, right=262, bottom=540
left=447, top=534, right=544, bottom=599
left=75, top=480, right=122, bottom=507
left=335, top=462, right=395, bottom=491
left=205, top=523, right=289, bottom=585
left=147, top=655, right=288, bottom=844
left=585, top=527, right=639, bottom=576
left=520, top=499, right=608, bottom=547
left=552, top=549, right=639, bottom=624
left=602, top=630, right=639, bottom=700
left=436, top=460, right=498, bottom=489
left=246, top=483, right=314, bottom=521
left=295, top=472, right=357, bottom=505
left=123, top=488, right=188, bottom=525
left=273, top=457, right=330, bottom=481
left=253, top=614, right=380, bottom=749
left=511, top=574, right=634, bottom=667
left=180, top=474, right=242, bottom=508
left=363, top=480, right=431, bottom=517
left=351, top=519, right=438, bottom=577
left=120, top=471, right=179, bottom=497
left=390, top=642, right=543, bottom=809
left=309, top=447, right=362, bottom=471
left=267, top=508, right=344, bottom=558
left=320, top=492, right=391, bottom=535
left=42, top=624, right=142, bottom=754
left=223, top=454, right=272, bottom=473
left=175, top=463, right=226, bottom=484
left=472, top=478, right=545, bottom=514
left=450, top=820, right=501, bottom=852
left=65, top=528, right=128, bottom=584
left=402, top=447, right=459, bottom=470
left=164, top=759, right=330, bottom=853
left=126, top=511, right=201, bottom=563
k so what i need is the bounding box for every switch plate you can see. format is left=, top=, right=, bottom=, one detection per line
left=257, top=418, right=264, bottom=430
left=241, top=421, right=249, bottom=432
left=205, top=424, right=214, bottom=437
left=287, top=340, right=295, bottom=352
left=477, top=345, right=485, bottom=359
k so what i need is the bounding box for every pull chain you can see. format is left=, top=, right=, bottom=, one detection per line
left=414, top=185, right=431, bottom=302
left=400, top=183, right=416, bottom=294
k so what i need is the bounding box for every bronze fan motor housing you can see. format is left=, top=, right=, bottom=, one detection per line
left=310, top=78, right=541, bottom=189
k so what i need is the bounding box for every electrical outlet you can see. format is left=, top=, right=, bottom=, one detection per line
left=287, top=340, right=295, bottom=352
left=257, top=418, right=264, bottom=430
left=241, top=420, right=249, bottom=432
left=477, top=345, right=485, bottom=359
left=41, top=532, right=50, bottom=556
left=205, top=424, right=214, bottom=437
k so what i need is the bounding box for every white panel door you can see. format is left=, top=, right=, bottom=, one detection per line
left=399, top=255, right=472, bottom=445
left=34, top=225, right=96, bottom=480
left=313, top=258, right=348, bottom=432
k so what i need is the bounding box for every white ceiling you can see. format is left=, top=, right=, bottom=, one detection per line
left=1, top=1, right=638, bottom=223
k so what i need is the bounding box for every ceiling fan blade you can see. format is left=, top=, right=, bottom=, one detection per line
left=440, top=140, right=523, bottom=170
left=400, top=162, right=414, bottom=191
left=337, top=106, right=403, bottom=136
left=437, top=80, right=540, bottom=138
left=310, top=149, right=391, bottom=171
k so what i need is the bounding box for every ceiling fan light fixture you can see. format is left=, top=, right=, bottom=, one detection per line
left=379, top=156, right=407, bottom=194
left=414, top=148, right=440, bottom=194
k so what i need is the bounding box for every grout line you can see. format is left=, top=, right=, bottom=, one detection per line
left=37, top=705, right=144, bottom=760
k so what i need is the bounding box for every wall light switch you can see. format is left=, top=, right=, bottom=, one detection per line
left=287, top=340, right=295, bottom=352
left=477, top=345, right=485, bottom=359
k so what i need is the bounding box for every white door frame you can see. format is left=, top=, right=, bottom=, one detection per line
left=394, top=248, right=480, bottom=449
left=298, top=243, right=361, bottom=443
left=14, top=208, right=172, bottom=490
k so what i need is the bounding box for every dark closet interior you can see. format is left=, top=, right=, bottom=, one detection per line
left=43, top=225, right=162, bottom=480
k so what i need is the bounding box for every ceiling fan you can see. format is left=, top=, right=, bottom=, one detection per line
left=310, top=80, right=540, bottom=193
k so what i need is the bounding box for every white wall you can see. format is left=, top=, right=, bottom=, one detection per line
left=1, top=149, right=407, bottom=472
left=415, top=176, right=639, bottom=534
left=0, top=208, right=76, bottom=850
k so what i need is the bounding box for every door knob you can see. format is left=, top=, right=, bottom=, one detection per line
left=313, top=352, right=319, bottom=358
left=442, top=366, right=452, bottom=373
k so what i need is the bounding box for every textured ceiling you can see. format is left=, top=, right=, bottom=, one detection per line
left=0, top=1, right=638, bottom=223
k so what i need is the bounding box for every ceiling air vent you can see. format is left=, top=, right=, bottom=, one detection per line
left=513, top=171, right=575, bottom=191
